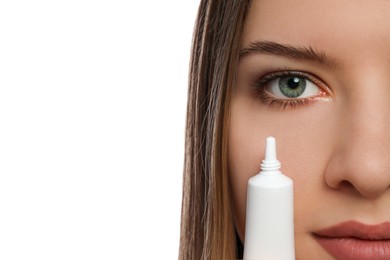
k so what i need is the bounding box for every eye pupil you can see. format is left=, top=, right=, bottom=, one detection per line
left=279, top=76, right=306, bottom=98
left=288, top=77, right=301, bottom=89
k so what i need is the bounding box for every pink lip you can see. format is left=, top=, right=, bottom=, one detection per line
left=314, top=221, right=390, bottom=260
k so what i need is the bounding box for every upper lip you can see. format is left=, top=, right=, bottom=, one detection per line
left=313, top=221, right=390, bottom=240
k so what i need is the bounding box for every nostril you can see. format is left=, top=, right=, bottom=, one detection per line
left=329, top=179, right=353, bottom=191
left=338, top=178, right=390, bottom=199
left=339, top=180, right=353, bottom=189
left=328, top=179, right=363, bottom=196
left=337, top=180, right=358, bottom=194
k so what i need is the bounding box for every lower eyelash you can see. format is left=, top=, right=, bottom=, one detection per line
left=257, top=90, right=317, bottom=110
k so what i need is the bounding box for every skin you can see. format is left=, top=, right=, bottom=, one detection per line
left=228, top=0, right=390, bottom=259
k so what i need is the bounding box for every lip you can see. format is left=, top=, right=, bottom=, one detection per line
left=313, top=221, right=390, bottom=260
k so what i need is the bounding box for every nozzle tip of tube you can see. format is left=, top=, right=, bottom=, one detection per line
left=261, top=136, right=281, bottom=171
left=265, top=136, right=276, bottom=161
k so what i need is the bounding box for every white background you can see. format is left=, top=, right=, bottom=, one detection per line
left=0, top=1, right=199, bottom=259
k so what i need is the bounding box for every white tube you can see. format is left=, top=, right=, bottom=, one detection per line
left=243, top=136, right=295, bottom=260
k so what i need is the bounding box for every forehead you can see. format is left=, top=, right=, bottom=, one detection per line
left=242, top=0, right=390, bottom=57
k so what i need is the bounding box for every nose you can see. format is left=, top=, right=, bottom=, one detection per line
left=324, top=94, right=390, bottom=199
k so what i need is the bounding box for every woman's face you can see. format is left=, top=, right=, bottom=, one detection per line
left=229, top=0, right=390, bottom=259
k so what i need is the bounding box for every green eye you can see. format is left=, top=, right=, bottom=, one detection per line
left=279, top=76, right=306, bottom=98
left=264, top=74, right=320, bottom=99
left=254, top=71, right=329, bottom=109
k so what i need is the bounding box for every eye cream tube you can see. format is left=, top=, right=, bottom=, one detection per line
left=243, top=136, right=295, bottom=260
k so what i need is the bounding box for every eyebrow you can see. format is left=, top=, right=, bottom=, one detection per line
left=239, top=40, right=340, bottom=68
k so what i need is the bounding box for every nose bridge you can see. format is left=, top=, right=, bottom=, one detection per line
left=347, top=97, right=389, bottom=149
left=325, top=83, right=390, bottom=198
left=347, top=73, right=390, bottom=144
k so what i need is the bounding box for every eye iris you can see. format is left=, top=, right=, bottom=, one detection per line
left=279, top=76, right=306, bottom=98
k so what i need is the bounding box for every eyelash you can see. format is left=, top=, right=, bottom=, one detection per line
left=254, top=71, right=326, bottom=110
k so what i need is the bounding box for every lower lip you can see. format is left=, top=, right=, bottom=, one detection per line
left=314, top=235, right=390, bottom=260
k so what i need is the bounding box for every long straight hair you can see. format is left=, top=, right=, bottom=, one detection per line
left=179, top=1, right=252, bottom=259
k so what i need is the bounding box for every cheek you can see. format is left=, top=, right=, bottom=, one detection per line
left=228, top=92, right=337, bottom=241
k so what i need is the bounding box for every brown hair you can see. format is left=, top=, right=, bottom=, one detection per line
left=179, top=1, right=252, bottom=259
